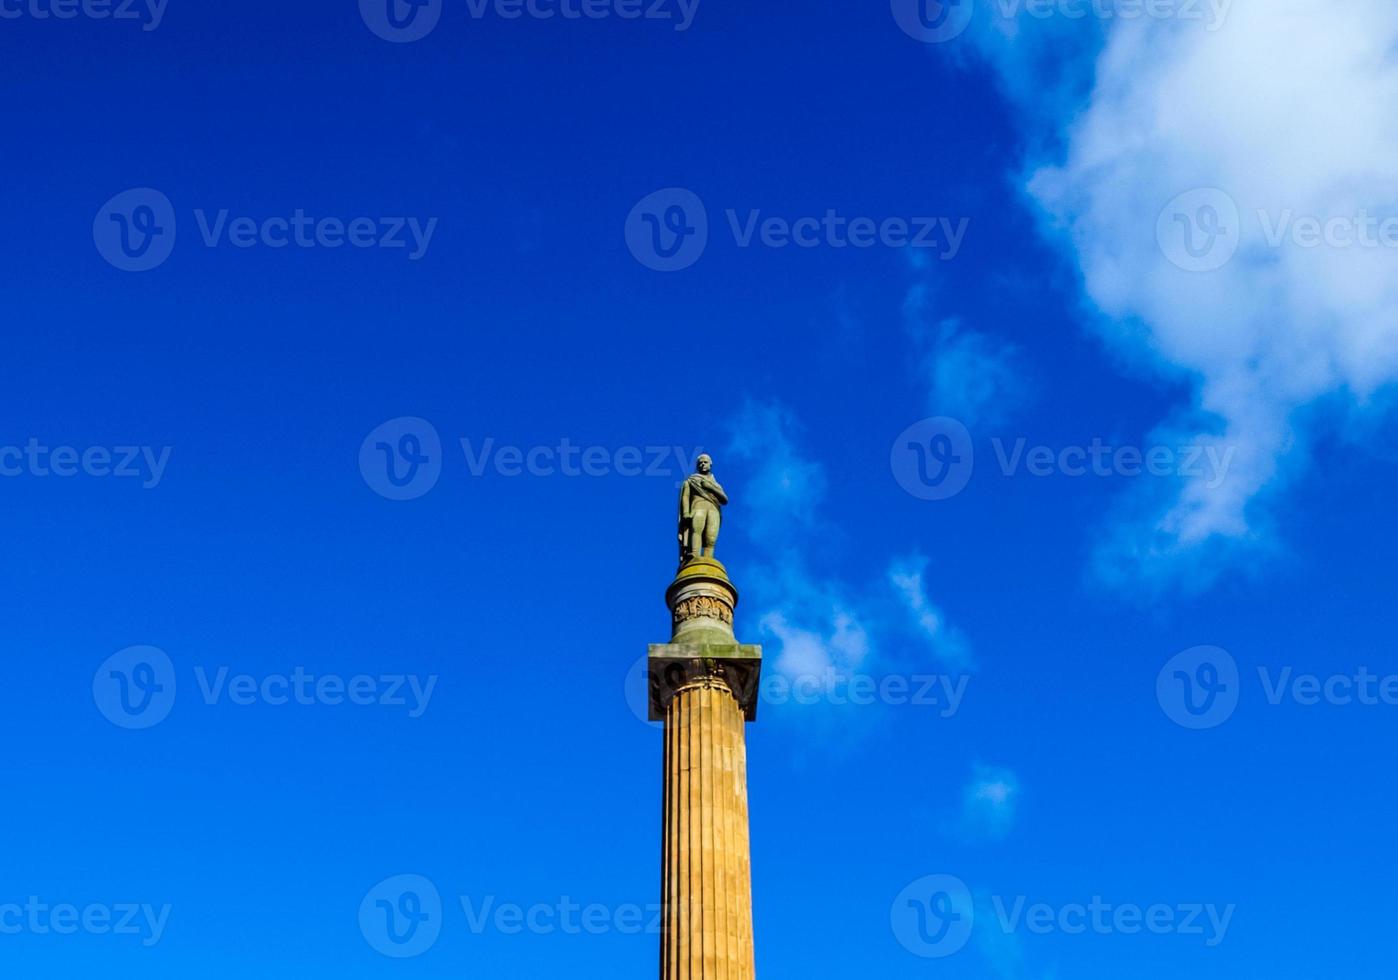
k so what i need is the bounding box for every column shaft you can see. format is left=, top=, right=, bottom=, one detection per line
left=660, top=679, right=755, bottom=980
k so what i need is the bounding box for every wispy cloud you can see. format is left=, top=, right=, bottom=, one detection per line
left=890, top=556, right=973, bottom=671
left=728, top=400, right=827, bottom=550
left=726, top=401, right=971, bottom=696
left=758, top=608, right=869, bottom=681
left=903, top=268, right=1032, bottom=429
left=727, top=401, right=872, bottom=686
left=959, top=763, right=1021, bottom=841
left=973, top=899, right=1060, bottom=980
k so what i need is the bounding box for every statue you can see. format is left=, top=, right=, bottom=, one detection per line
left=678, top=454, right=728, bottom=564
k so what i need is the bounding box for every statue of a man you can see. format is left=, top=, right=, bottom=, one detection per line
left=678, top=453, right=728, bottom=564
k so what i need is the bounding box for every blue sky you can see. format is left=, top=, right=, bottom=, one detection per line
left=5, top=0, right=1398, bottom=976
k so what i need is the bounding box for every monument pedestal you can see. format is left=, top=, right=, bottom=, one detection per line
left=649, top=558, right=761, bottom=980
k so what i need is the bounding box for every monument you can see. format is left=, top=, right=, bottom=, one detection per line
left=649, top=455, right=762, bottom=979
left=677, top=453, right=727, bottom=563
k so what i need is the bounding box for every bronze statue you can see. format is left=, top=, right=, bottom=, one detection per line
left=678, top=454, right=728, bottom=564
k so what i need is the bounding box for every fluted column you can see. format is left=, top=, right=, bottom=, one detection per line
left=661, top=676, right=755, bottom=979
left=649, top=557, right=762, bottom=980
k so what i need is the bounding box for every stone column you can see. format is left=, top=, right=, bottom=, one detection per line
left=649, top=558, right=762, bottom=980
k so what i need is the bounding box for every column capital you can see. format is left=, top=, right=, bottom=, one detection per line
left=647, top=643, right=763, bottom=722
left=654, top=557, right=762, bottom=722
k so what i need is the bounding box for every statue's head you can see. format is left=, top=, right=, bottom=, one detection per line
left=696, top=453, right=712, bottom=474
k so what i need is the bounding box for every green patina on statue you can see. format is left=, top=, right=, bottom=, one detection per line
left=677, top=453, right=728, bottom=565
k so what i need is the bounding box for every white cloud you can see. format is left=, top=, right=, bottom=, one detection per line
left=728, top=402, right=969, bottom=690
left=728, top=401, right=874, bottom=686
left=890, top=557, right=973, bottom=670
left=926, top=318, right=1031, bottom=428
left=904, top=273, right=1032, bottom=429
left=960, top=763, right=1021, bottom=841
left=965, top=0, right=1398, bottom=586
left=728, top=400, right=827, bottom=550
left=758, top=608, right=869, bottom=681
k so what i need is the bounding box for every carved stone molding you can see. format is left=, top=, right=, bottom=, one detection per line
left=672, top=594, right=734, bottom=627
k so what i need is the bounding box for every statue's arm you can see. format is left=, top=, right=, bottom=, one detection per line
left=679, top=481, right=692, bottom=518
left=709, top=478, right=729, bottom=505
